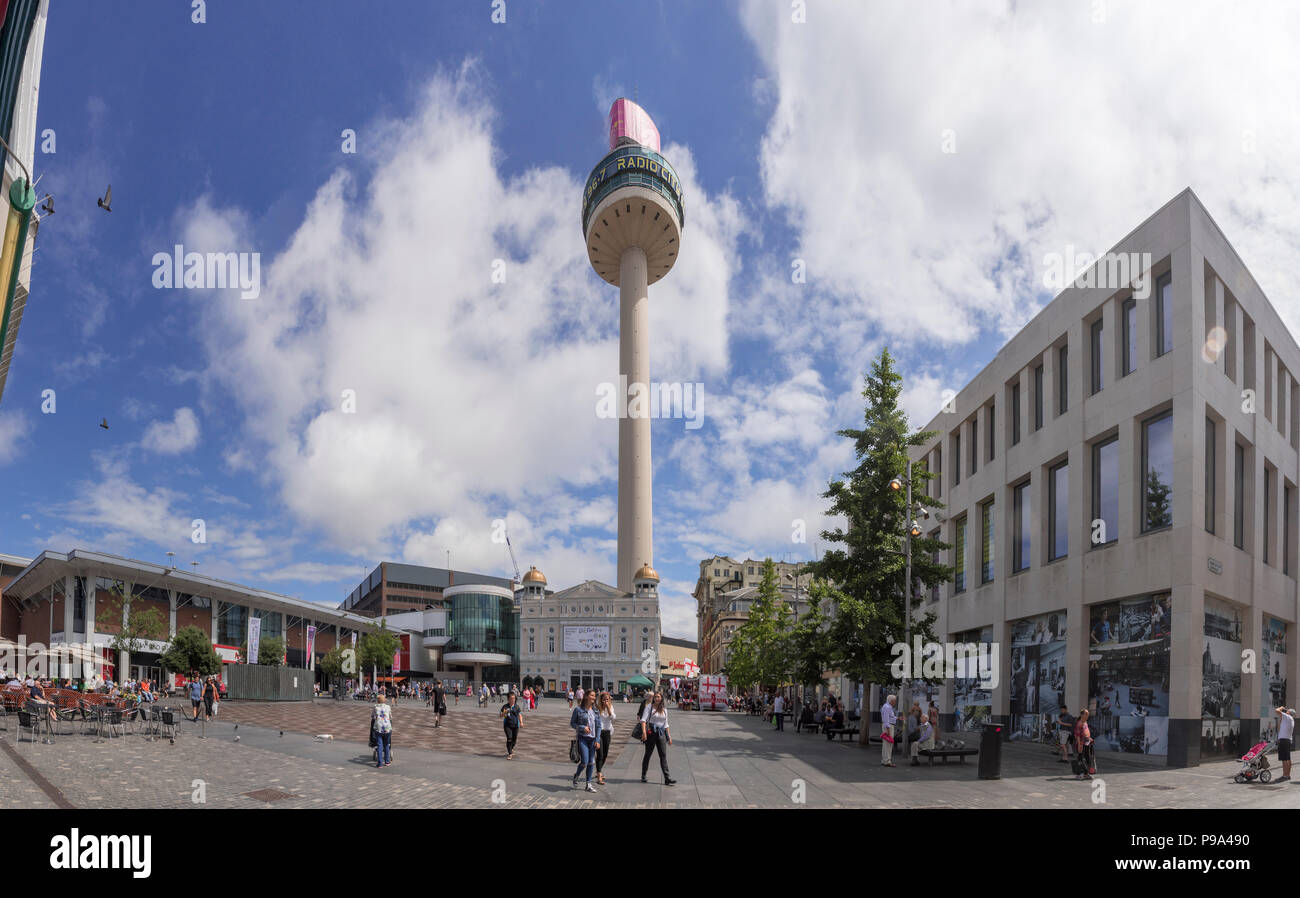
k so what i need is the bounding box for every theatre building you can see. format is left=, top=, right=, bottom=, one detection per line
left=1, top=549, right=379, bottom=685
left=517, top=564, right=662, bottom=695
left=912, top=189, right=1299, bottom=767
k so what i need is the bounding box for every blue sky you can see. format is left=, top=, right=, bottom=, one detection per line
left=4, top=1, right=1300, bottom=638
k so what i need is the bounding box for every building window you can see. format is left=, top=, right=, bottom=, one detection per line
left=1034, top=364, right=1044, bottom=430
left=1012, top=481, right=1030, bottom=572
left=1090, top=318, right=1104, bottom=394
left=1122, top=297, right=1137, bottom=376
left=1235, top=443, right=1246, bottom=550
left=1141, top=411, right=1173, bottom=532
left=620, top=636, right=627, bottom=654
left=1058, top=345, right=1069, bottom=415
left=1286, top=484, right=1295, bottom=577
left=1092, top=437, right=1119, bottom=545
left=1205, top=417, right=1216, bottom=535
left=954, top=516, right=967, bottom=593
left=1155, top=272, right=1173, bottom=357
left=980, top=499, right=995, bottom=584
left=969, top=419, right=978, bottom=476
left=987, top=403, right=995, bottom=461
left=548, top=636, right=555, bottom=653
left=1011, top=384, right=1021, bottom=446
left=953, top=433, right=962, bottom=487
left=1049, top=460, right=1068, bottom=560
left=1264, top=466, right=1272, bottom=565
left=641, top=636, right=649, bottom=652
left=929, top=534, right=941, bottom=602
left=528, top=635, right=535, bottom=653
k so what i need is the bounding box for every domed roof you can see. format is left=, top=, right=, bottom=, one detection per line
left=633, top=562, right=659, bottom=583
left=521, top=566, right=547, bottom=584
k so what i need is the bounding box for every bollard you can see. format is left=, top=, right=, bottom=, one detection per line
left=977, top=722, right=1004, bottom=779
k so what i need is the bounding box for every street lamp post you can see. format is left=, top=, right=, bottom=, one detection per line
left=890, top=458, right=925, bottom=732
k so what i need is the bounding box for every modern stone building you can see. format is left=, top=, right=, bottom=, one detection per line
left=912, top=188, right=1298, bottom=767
left=517, top=564, right=662, bottom=695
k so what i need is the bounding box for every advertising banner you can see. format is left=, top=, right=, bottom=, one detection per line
left=563, top=626, right=609, bottom=653
left=247, top=616, right=262, bottom=665
left=306, top=625, right=316, bottom=667
left=608, top=97, right=660, bottom=152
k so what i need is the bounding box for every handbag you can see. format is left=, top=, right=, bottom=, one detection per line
left=569, top=739, right=579, bottom=763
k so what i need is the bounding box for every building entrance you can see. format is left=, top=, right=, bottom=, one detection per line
left=570, top=669, right=605, bottom=693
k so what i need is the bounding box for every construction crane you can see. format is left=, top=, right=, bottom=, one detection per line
left=505, top=529, right=522, bottom=584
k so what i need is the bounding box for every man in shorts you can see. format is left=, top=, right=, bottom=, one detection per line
left=1276, top=706, right=1295, bottom=783
left=1057, top=705, right=1075, bottom=763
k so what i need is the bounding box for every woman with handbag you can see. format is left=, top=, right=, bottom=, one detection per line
left=639, top=692, right=676, bottom=786
left=500, top=691, right=524, bottom=759
left=595, top=691, right=616, bottom=785
left=570, top=690, right=601, bottom=792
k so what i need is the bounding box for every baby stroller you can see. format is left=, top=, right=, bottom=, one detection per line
left=1233, top=741, right=1273, bottom=783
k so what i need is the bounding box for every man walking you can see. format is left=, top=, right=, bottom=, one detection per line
left=1276, top=706, right=1295, bottom=783
left=773, top=693, right=785, bottom=731
left=432, top=679, right=446, bottom=728
left=880, top=694, right=898, bottom=767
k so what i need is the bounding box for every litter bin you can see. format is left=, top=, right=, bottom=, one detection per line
left=977, top=722, right=1005, bottom=779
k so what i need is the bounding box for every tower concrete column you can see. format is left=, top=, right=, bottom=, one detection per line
left=619, top=245, right=651, bottom=594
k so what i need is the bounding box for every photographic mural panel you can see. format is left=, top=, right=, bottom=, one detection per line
left=952, top=626, right=994, bottom=731
left=1009, top=610, right=1067, bottom=742
left=1087, top=594, right=1171, bottom=755
left=1260, top=616, right=1289, bottom=743
left=1201, top=595, right=1243, bottom=759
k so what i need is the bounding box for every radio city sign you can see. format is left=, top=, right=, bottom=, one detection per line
left=582, top=145, right=685, bottom=232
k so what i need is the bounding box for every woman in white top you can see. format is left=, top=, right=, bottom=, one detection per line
left=639, top=692, right=676, bottom=786
left=595, top=692, right=616, bottom=785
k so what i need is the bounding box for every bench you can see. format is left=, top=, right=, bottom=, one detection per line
left=917, top=747, right=979, bottom=765
left=826, top=726, right=860, bottom=741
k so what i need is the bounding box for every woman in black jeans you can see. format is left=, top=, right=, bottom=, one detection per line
left=595, top=691, right=616, bottom=785
left=500, top=691, right=523, bottom=759
left=639, top=692, right=676, bottom=786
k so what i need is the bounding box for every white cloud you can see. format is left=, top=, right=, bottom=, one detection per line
left=141, top=407, right=200, bottom=454
left=741, top=0, right=1300, bottom=346
left=0, top=410, right=31, bottom=465
left=179, top=63, right=743, bottom=573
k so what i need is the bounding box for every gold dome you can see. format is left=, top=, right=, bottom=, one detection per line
left=521, top=566, right=547, bottom=584
left=634, top=562, right=659, bottom=583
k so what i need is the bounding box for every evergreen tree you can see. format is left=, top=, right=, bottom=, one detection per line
left=1144, top=467, right=1172, bottom=530
left=784, top=579, right=835, bottom=694
left=159, top=625, right=222, bottom=679
left=723, top=559, right=790, bottom=693
left=804, top=348, right=952, bottom=744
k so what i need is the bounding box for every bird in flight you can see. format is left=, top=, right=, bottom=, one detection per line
left=99, top=418, right=109, bottom=430
left=39, top=194, right=53, bottom=215
left=97, top=185, right=112, bottom=212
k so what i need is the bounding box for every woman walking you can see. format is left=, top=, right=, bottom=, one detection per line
left=570, top=690, right=601, bottom=792
left=372, top=693, right=393, bottom=768
left=639, top=691, right=676, bottom=785
left=1073, top=708, right=1094, bottom=780
left=595, top=691, right=616, bottom=785
left=500, top=691, right=524, bottom=759
left=202, top=676, right=217, bottom=721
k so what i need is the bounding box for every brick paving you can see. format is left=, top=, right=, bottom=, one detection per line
left=1, top=698, right=1296, bottom=809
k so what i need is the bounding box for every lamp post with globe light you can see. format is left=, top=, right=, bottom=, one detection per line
left=889, top=459, right=928, bottom=731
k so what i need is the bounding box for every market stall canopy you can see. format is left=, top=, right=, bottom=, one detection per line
left=627, top=675, right=654, bottom=687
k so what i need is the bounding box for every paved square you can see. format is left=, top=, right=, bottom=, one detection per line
left=2, top=699, right=1296, bottom=809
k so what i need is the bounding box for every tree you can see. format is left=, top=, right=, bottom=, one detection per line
left=724, top=559, right=791, bottom=693
left=95, top=584, right=167, bottom=676
left=803, top=348, right=953, bottom=745
left=784, top=579, right=835, bottom=694
left=239, top=634, right=286, bottom=666
left=159, top=625, right=222, bottom=679
left=1144, top=467, right=1172, bottom=530
left=318, top=645, right=353, bottom=688
left=357, top=619, right=401, bottom=683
